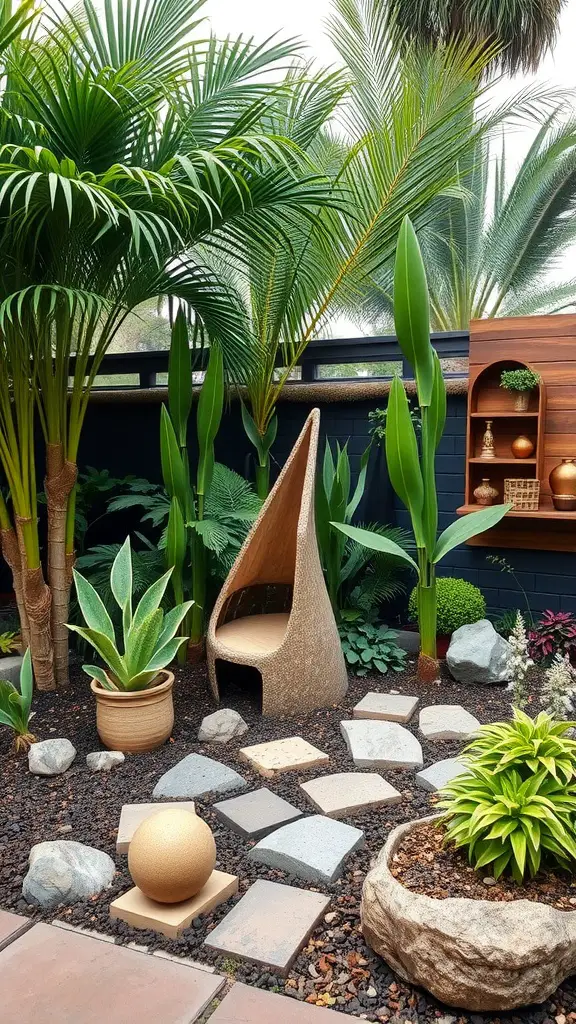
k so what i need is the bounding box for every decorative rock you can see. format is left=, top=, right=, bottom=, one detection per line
left=0, top=654, right=24, bottom=686
left=197, top=708, right=248, bottom=745
left=249, top=814, right=364, bottom=883
left=86, top=751, right=125, bottom=772
left=415, top=758, right=469, bottom=792
left=362, top=815, right=576, bottom=1011
left=340, top=720, right=423, bottom=770
left=300, top=772, right=401, bottom=818
left=22, top=841, right=115, bottom=908
left=353, top=692, right=419, bottom=723
left=446, top=619, right=511, bottom=685
left=213, top=788, right=302, bottom=839
left=418, top=705, right=481, bottom=742
left=152, top=753, right=248, bottom=800
left=28, top=739, right=76, bottom=776
left=128, top=809, right=216, bottom=903
left=394, top=630, right=420, bottom=654
left=239, top=737, right=329, bottom=778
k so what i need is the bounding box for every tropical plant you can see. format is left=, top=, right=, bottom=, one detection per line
left=408, top=576, right=486, bottom=634
left=338, top=523, right=411, bottom=618
left=500, top=369, right=541, bottom=393
left=542, top=655, right=576, bottom=720
left=73, top=541, right=166, bottom=628
left=529, top=610, right=576, bottom=666
left=462, top=708, right=576, bottom=783
left=0, top=0, right=343, bottom=689
left=67, top=537, right=192, bottom=691
left=508, top=611, right=534, bottom=711
left=332, top=217, right=510, bottom=679
left=492, top=608, right=528, bottom=639
left=384, top=0, right=565, bottom=75
left=338, top=613, right=407, bottom=676
left=0, top=647, right=35, bottom=752
left=368, top=402, right=421, bottom=443
left=0, top=630, right=20, bottom=654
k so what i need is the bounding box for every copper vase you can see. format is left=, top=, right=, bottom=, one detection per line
left=473, top=478, right=499, bottom=506
left=511, top=435, right=534, bottom=459
left=549, top=458, right=576, bottom=498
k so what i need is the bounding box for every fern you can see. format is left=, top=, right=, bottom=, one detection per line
left=340, top=523, right=412, bottom=615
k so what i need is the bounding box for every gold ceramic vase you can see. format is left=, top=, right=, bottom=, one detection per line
left=511, top=435, right=534, bottom=459
left=473, top=479, right=499, bottom=506
left=549, top=458, right=576, bottom=510
left=481, top=420, right=495, bottom=459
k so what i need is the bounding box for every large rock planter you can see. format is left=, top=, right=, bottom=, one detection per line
left=446, top=619, right=511, bottom=685
left=361, top=816, right=576, bottom=1011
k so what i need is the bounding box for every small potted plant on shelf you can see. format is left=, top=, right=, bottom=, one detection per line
left=361, top=709, right=576, bottom=1011
left=67, top=537, right=192, bottom=753
left=500, top=367, right=541, bottom=412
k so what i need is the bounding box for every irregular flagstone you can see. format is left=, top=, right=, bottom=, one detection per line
left=22, top=841, right=115, bottom=909
left=204, top=879, right=330, bottom=975
left=300, top=772, right=401, bottom=818
left=152, top=753, right=248, bottom=800
left=419, top=705, right=480, bottom=741
left=238, top=737, right=329, bottom=778
left=197, top=708, right=249, bottom=745
left=209, top=982, right=344, bottom=1020
left=213, top=787, right=302, bottom=839
left=117, top=802, right=196, bottom=854
left=340, top=720, right=423, bottom=770
left=353, top=692, right=419, bottom=723
left=416, top=758, right=470, bottom=793
left=248, top=814, right=364, bottom=883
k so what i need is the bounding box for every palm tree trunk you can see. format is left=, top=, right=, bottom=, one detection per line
left=45, top=442, right=77, bottom=687
left=0, top=524, right=30, bottom=651
left=16, top=517, right=54, bottom=690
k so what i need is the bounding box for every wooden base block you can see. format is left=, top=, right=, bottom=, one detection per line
left=110, top=871, right=238, bottom=939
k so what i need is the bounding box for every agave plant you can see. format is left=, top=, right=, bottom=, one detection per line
left=67, top=538, right=192, bottom=691
left=462, top=708, right=576, bottom=784
left=0, top=648, right=35, bottom=752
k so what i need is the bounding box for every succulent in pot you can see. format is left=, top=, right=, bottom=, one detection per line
left=67, top=537, right=192, bottom=752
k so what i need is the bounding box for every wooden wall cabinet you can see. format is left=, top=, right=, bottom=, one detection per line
left=457, top=313, right=576, bottom=552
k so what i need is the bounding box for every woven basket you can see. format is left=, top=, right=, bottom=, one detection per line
left=504, top=478, right=540, bottom=511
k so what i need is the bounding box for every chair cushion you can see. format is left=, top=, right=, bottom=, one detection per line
left=215, top=613, right=289, bottom=656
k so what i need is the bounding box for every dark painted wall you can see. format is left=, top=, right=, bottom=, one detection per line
left=77, top=391, right=576, bottom=618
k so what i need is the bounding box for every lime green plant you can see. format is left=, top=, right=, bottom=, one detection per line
left=408, top=577, right=486, bottom=635
left=462, top=708, right=576, bottom=784
left=332, top=217, right=511, bottom=678
left=0, top=648, right=35, bottom=753
left=0, top=630, right=20, bottom=655
left=67, top=537, right=192, bottom=691
left=500, top=368, right=541, bottom=392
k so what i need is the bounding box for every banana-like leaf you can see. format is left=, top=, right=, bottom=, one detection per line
left=323, top=439, right=335, bottom=498
left=433, top=504, right=512, bottom=563
left=429, top=351, right=447, bottom=451
left=385, top=376, right=424, bottom=546
left=160, top=405, right=188, bottom=504
left=331, top=522, right=419, bottom=572
left=394, top=217, right=434, bottom=406
left=72, top=568, right=115, bottom=642
left=197, top=345, right=224, bottom=499
left=347, top=441, right=371, bottom=519
left=168, top=310, right=192, bottom=448
left=166, top=496, right=186, bottom=601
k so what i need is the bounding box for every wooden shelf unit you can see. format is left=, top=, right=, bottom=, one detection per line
left=457, top=313, right=576, bottom=552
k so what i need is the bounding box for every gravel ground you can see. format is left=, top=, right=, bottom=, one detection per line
left=1, top=656, right=575, bottom=1023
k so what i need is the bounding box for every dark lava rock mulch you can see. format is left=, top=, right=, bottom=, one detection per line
left=1, top=658, right=575, bottom=1023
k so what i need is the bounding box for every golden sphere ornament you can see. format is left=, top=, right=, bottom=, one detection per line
left=128, top=808, right=216, bottom=904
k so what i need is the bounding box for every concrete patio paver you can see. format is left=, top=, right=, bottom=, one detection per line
left=300, top=771, right=401, bottom=817
left=419, top=705, right=481, bottom=741
left=340, top=719, right=423, bottom=770
left=0, top=909, right=31, bottom=951
left=248, top=814, right=364, bottom=883
left=0, top=921, right=224, bottom=1024
left=353, top=692, right=419, bottom=723
left=239, top=737, right=329, bottom=778
left=117, top=801, right=196, bottom=853
left=213, top=787, right=303, bottom=839
left=415, top=757, right=470, bottom=792
left=207, top=982, right=349, bottom=1021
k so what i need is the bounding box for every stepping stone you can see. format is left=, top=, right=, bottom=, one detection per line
left=213, top=788, right=303, bottom=839
left=416, top=757, right=470, bottom=792
left=419, top=705, right=481, bottom=741
left=209, top=981, right=342, bottom=1020
left=152, top=754, right=248, bottom=800
left=0, top=921, right=224, bottom=1022
left=353, top=692, right=419, bottom=723
left=239, top=737, right=329, bottom=778
left=204, top=879, right=330, bottom=976
left=300, top=772, right=401, bottom=818
left=116, top=802, right=196, bottom=854
left=340, top=720, right=423, bottom=770
left=248, top=814, right=364, bottom=883
left=0, top=910, right=30, bottom=951
left=110, top=871, right=238, bottom=939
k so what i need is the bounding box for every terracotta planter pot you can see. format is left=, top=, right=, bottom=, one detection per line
left=361, top=815, right=576, bottom=1011
left=90, top=670, right=174, bottom=753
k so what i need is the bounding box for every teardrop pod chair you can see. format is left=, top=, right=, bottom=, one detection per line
left=207, top=408, right=348, bottom=716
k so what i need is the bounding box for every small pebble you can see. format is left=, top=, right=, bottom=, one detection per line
left=483, top=876, right=497, bottom=886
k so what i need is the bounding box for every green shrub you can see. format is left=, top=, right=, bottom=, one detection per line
left=408, top=577, right=486, bottom=634
left=462, top=708, right=576, bottom=784
left=338, top=613, right=407, bottom=676
left=500, top=368, right=541, bottom=392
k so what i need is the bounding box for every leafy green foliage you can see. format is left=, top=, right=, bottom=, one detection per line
left=0, top=649, right=36, bottom=752
left=463, top=709, right=576, bottom=785
left=338, top=614, right=407, bottom=676
left=500, top=368, right=541, bottom=392
left=409, top=577, right=486, bottom=635
left=368, top=403, right=420, bottom=443
left=0, top=630, right=20, bottom=654
left=68, top=538, right=192, bottom=691
left=492, top=608, right=529, bottom=639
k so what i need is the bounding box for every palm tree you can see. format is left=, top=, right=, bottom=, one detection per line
left=384, top=0, right=565, bottom=75
left=358, top=112, right=576, bottom=331
left=0, top=0, right=344, bottom=688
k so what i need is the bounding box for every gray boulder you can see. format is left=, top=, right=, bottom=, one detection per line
left=446, top=619, right=511, bottom=685
left=28, top=738, right=76, bottom=776
left=86, top=751, right=125, bottom=772
left=23, top=841, right=115, bottom=908
left=198, top=708, right=249, bottom=745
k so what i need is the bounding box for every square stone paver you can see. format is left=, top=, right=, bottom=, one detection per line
left=209, top=982, right=343, bottom=1021
left=0, top=910, right=30, bottom=951
left=418, top=705, right=481, bottom=741
left=110, top=872, right=238, bottom=939
left=249, top=814, right=364, bottom=883
left=353, top=692, right=419, bottom=723
left=204, top=879, right=330, bottom=976
left=340, top=720, right=423, bottom=770
left=300, top=772, right=401, bottom=818
left=152, top=754, right=248, bottom=800
left=117, top=802, right=196, bottom=854
left=0, top=921, right=224, bottom=1023
left=415, top=757, right=470, bottom=792
left=213, top=787, right=303, bottom=839
left=238, top=737, right=329, bottom=778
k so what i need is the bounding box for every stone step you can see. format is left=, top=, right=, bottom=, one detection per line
left=300, top=772, right=401, bottom=818
left=248, top=814, right=364, bottom=883
left=207, top=982, right=348, bottom=1020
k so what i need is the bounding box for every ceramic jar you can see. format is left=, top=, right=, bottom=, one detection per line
left=511, top=435, right=534, bottom=459
left=473, top=479, right=499, bottom=506
left=549, top=459, right=576, bottom=511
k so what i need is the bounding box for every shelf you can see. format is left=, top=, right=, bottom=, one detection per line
left=470, top=411, right=538, bottom=418
left=469, top=457, right=537, bottom=464
left=457, top=502, right=576, bottom=521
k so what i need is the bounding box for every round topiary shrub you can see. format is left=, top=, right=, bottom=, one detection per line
left=408, top=577, right=486, bottom=635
